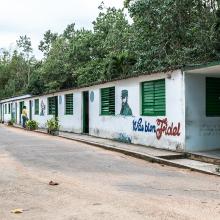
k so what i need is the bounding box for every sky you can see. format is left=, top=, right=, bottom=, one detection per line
left=0, top=0, right=124, bottom=59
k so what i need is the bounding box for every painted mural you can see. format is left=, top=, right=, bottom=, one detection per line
left=115, top=133, right=132, bottom=144
left=90, top=91, right=94, bottom=102
left=120, top=90, right=132, bottom=116
left=40, top=100, right=46, bottom=116
left=133, top=118, right=181, bottom=140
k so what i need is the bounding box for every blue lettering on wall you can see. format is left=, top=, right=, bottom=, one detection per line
left=133, top=118, right=156, bottom=133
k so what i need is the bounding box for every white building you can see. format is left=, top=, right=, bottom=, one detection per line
left=1, top=63, right=220, bottom=152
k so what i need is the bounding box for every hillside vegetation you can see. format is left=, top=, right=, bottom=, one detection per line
left=0, top=0, right=220, bottom=99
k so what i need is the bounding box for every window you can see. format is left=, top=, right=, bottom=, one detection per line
left=4, top=104, right=7, bottom=114
left=8, top=103, right=11, bottom=114
left=35, top=99, right=39, bottom=115
left=48, top=97, right=56, bottom=115
left=101, top=87, right=115, bottom=115
left=65, top=94, right=73, bottom=115
left=206, top=77, right=220, bottom=116
left=142, top=79, right=166, bottom=116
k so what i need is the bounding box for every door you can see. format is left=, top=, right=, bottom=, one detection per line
left=48, top=96, right=58, bottom=118
left=83, top=91, right=89, bottom=134
left=29, top=100, right=32, bottom=120
left=15, top=103, right=17, bottom=123
left=11, top=103, right=15, bottom=122
left=19, top=101, right=24, bottom=124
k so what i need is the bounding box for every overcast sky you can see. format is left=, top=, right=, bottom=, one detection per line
left=0, top=0, right=124, bottom=59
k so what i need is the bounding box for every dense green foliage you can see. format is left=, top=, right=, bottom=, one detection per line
left=1, top=1, right=220, bottom=99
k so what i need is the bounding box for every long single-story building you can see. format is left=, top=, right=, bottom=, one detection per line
left=1, top=63, right=220, bottom=153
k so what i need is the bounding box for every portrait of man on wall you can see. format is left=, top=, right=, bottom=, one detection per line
left=120, top=89, right=132, bottom=116
left=40, top=100, right=46, bottom=116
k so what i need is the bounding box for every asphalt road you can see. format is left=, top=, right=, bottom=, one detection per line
left=0, top=125, right=219, bottom=220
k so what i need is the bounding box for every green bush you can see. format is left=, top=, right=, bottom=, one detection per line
left=26, top=120, right=39, bottom=131
left=46, top=117, right=60, bottom=135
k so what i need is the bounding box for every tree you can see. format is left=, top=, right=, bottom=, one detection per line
left=16, top=35, right=34, bottom=87
left=125, top=0, right=218, bottom=72
left=39, top=30, right=58, bottom=57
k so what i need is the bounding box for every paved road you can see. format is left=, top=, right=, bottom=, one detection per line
left=0, top=125, right=219, bottom=220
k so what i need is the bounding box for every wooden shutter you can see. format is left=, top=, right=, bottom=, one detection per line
left=48, top=97, right=56, bottom=115
left=65, top=94, right=73, bottom=115
left=35, top=99, right=39, bottom=115
left=206, top=77, right=220, bottom=116
left=142, top=79, right=166, bottom=116
left=101, top=87, right=115, bottom=115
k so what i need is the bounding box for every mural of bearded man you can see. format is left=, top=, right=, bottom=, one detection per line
left=120, top=90, right=132, bottom=116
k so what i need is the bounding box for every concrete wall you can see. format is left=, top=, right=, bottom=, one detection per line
left=3, top=103, right=11, bottom=122
left=30, top=93, right=82, bottom=133
left=185, top=73, right=220, bottom=151
left=88, top=70, right=185, bottom=151
left=0, top=70, right=185, bottom=151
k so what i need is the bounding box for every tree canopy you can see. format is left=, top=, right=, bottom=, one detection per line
left=0, top=1, right=220, bottom=99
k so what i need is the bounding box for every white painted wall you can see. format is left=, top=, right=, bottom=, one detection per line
left=89, top=70, right=185, bottom=151
left=57, top=93, right=83, bottom=133
left=31, top=96, right=53, bottom=128
left=3, top=102, right=11, bottom=122
left=185, top=73, right=220, bottom=151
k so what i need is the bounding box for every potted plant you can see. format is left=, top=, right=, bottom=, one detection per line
left=26, top=120, right=39, bottom=131
left=46, top=117, right=60, bottom=136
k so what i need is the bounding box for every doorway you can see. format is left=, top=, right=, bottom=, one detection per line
left=83, top=91, right=89, bottom=134
left=29, top=100, right=32, bottom=120
left=19, top=101, right=24, bottom=124
left=15, top=103, right=17, bottom=123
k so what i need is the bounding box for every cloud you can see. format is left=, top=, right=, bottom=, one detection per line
left=0, top=0, right=124, bottom=59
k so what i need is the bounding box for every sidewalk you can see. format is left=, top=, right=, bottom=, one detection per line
left=9, top=124, right=220, bottom=176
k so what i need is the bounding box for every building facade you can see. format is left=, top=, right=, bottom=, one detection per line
left=1, top=64, right=220, bottom=152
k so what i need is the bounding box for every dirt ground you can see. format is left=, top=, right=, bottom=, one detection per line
left=0, top=125, right=219, bottom=220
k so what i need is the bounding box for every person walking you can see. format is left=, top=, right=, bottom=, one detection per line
left=21, top=106, right=28, bottom=128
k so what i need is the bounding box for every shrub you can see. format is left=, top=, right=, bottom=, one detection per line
left=26, top=120, right=39, bottom=131
left=46, top=117, right=60, bottom=135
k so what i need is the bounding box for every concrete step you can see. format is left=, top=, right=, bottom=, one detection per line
left=169, top=158, right=220, bottom=174
left=186, top=153, right=220, bottom=165
left=158, top=154, right=186, bottom=160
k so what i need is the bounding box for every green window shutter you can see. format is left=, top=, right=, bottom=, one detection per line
left=48, top=97, right=56, bottom=115
left=35, top=99, right=39, bottom=115
left=65, top=94, right=73, bottom=115
left=101, top=87, right=115, bottom=115
left=206, top=77, right=220, bottom=116
left=142, top=79, right=166, bottom=116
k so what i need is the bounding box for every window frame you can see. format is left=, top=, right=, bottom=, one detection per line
left=48, top=97, right=56, bottom=115
left=65, top=93, right=74, bottom=115
left=100, top=86, right=115, bottom=116
left=34, top=99, right=39, bottom=115
left=141, top=79, right=166, bottom=116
